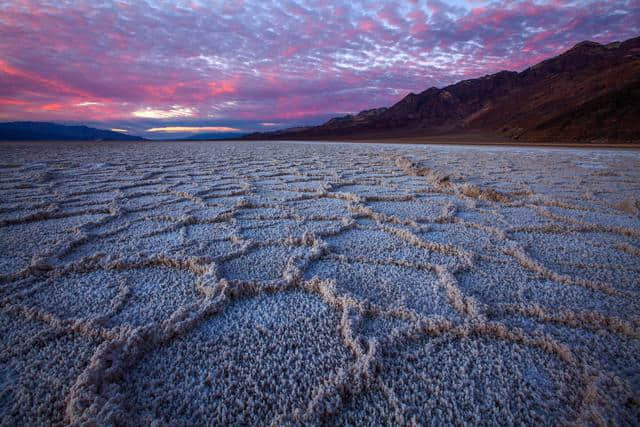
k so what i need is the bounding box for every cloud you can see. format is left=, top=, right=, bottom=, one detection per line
left=209, top=80, right=236, bottom=96
left=110, top=128, right=129, bottom=132
left=146, top=126, right=240, bottom=133
left=0, top=0, right=638, bottom=134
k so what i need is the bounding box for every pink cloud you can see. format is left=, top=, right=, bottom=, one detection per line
left=209, top=80, right=237, bottom=96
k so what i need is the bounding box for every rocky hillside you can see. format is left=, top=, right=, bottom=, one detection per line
left=246, top=36, right=640, bottom=143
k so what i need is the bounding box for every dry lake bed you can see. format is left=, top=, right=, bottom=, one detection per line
left=0, top=140, right=639, bottom=425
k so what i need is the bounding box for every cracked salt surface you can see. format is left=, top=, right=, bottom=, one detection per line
left=0, top=140, right=639, bottom=424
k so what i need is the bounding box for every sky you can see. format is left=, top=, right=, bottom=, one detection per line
left=0, top=0, right=638, bottom=138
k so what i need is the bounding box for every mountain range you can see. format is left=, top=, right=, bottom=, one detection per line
left=0, top=122, right=144, bottom=141
left=179, top=131, right=247, bottom=140
left=245, top=36, right=640, bottom=143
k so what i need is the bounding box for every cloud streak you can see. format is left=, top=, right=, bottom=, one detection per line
left=132, top=106, right=196, bottom=119
left=0, top=0, right=638, bottom=137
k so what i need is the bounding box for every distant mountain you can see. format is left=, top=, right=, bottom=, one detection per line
left=245, top=36, right=640, bottom=143
left=0, top=122, right=145, bottom=141
left=179, top=131, right=247, bottom=140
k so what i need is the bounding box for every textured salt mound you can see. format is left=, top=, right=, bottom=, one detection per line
left=367, top=200, right=445, bottom=221
left=501, top=320, right=640, bottom=423
left=0, top=313, right=99, bottom=425
left=326, top=227, right=461, bottom=266
left=377, top=335, right=578, bottom=424
left=306, top=260, right=458, bottom=318
left=333, top=183, right=399, bottom=198
left=219, top=246, right=309, bottom=281
left=60, top=222, right=184, bottom=263
left=0, top=214, right=108, bottom=274
left=459, top=258, right=636, bottom=316
left=14, top=267, right=200, bottom=327
left=238, top=219, right=307, bottom=241
left=286, top=197, right=352, bottom=217
left=497, top=206, right=556, bottom=228
left=421, top=224, right=500, bottom=255
left=106, top=268, right=201, bottom=327
left=186, top=223, right=234, bottom=244
left=123, top=292, right=350, bottom=424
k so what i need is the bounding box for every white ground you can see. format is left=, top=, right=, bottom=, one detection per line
left=0, top=140, right=639, bottom=425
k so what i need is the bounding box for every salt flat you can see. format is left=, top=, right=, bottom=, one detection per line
left=0, top=140, right=639, bottom=425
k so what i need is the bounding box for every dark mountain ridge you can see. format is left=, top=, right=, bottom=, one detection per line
left=245, top=36, right=640, bottom=143
left=177, top=131, right=247, bottom=141
left=0, top=122, right=145, bottom=141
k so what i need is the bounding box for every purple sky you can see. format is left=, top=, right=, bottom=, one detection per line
left=1, top=0, right=638, bottom=138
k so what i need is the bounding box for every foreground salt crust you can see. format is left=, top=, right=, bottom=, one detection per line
left=0, top=140, right=639, bottom=425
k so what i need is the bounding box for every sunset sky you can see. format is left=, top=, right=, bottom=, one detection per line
left=1, top=0, right=638, bottom=138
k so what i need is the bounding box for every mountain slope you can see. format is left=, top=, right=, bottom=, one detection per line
left=245, top=36, right=640, bottom=143
left=0, top=122, right=145, bottom=141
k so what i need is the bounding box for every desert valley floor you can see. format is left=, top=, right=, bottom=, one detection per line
left=0, top=141, right=639, bottom=425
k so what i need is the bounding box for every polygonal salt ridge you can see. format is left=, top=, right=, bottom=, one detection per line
left=165, top=188, right=209, bottom=207
left=511, top=229, right=640, bottom=269
left=501, top=241, right=631, bottom=298
left=2, top=143, right=636, bottom=424
left=71, top=226, right=189, bottom=261
left=495, top=205, right=557, bottom=230
left=324, top=225, right=450, bottom=265
left=330, top=180, right=402, bottom=195
left=616, top=241, right=640, bottom=257
left=1, top=213, right=118, bottom=271
left=544, top=204, right=640, bottom=231
left=118, top=180, right=166, bottom=195
left=117, top=192, right=175, bottom=211
left=31, top=251, right=212, bottom=300
left=296, top=217, right=355, bottom=237
left=485, top=303, right=639, bottom=338
left=60, top=185, right=120, bottom=201
left=284, top=194, right=356, bottom=217
left=306, top=257, right=466, bottom=319
left=59, top=198, right=116, bottom=213
left=200, top=185, right=252, bottom=201
left=508, top=317, right=640, bottom=402
left=380, top=224, right=475, bottom=268
left=463, top=255, right=637, bottom=320
left=217, top=241, right=313, bottom=282
left=281, top=179, right=335, bottom=193
left=349, top=203, right=420, bottom=229
left=116, top=291, right=349, bottom=425
left=0, top=198, right=58, bottom=214
left=392, top=154, right=513, bottom=205
left=296, top=288, right=577, bottom=422
left=373, top=332, right=578, bottom=424
left=0, top=276, right=44, bottom=305
left=0, top=205, right=111, bottom=227
left=63, top=297, right=228, bottom=425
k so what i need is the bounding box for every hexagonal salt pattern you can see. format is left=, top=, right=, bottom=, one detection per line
left=0, top=140, right=638, bottom=424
